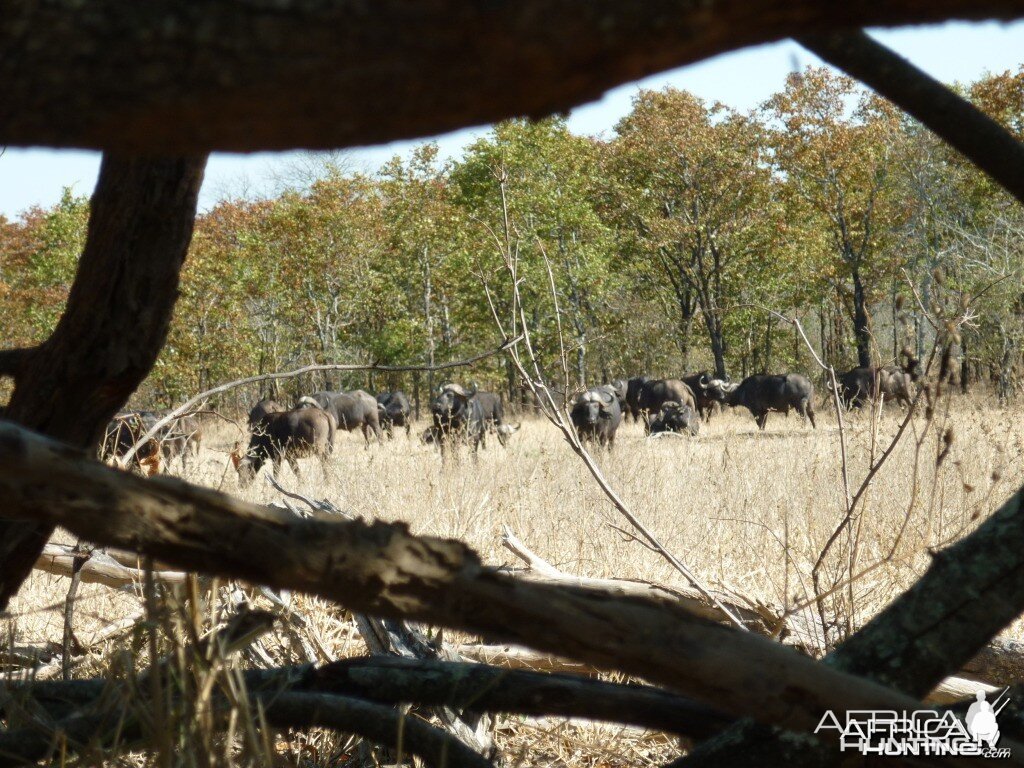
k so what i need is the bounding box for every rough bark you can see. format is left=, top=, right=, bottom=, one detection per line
left=851, top=267, right=872, bottom=368
left=0, top=153, right=207, bottom=610
left=3, top=2, right=1024, bottom=152
left=2, top=421, right=1021, bottom=749
left=799, top=29, right=1024, bottom=208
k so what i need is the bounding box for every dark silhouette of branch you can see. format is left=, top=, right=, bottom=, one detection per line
left=0, top=153, right=207, bottom=611
left=0, top=689, right=494, bottom=768
left=0, top=346, right=34, bottom=379
left=10, top=658, right=736, bottom=742
left=798, top=30, right=1024, bottom=206
left=3, top=2, right=1024, bottom=152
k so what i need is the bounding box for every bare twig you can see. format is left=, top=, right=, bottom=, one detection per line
left=482, top=170, right=750, bottom=632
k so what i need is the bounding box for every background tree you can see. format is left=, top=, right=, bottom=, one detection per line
left=607, top=88, right=787, bottom=378
left=768, top=68, right=912, bottom=369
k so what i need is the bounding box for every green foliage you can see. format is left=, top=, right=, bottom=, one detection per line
left=4, top=68, right=1024, bottom=404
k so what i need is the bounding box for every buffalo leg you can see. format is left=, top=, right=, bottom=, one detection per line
left=803, top=399, right=817, bottom=428
left=288, top=456, right=301, bottom=480
left=755, top=411, right=769, bottom=430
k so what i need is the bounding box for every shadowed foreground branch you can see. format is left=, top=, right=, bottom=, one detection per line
left=0, top=688, right=493, bottom=768
left=6, top=657, right=736, bottom=743
left=3, top=1, right=1024, bottom=152
left=0, top=153, right=207, bottom=613
left=2, top=420, right=1024, bottom=754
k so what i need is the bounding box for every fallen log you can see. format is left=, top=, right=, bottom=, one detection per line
left=7, top=657, right=736, bottom=741
left=34, top=543, right=188, bottom=588
left=451, top=643, right=598, bottom=675
left=501, top=527, right=823, bottom=651
left=962, top=638, right=1024, bottom=686
left=271, top=485, right=494, bottom=756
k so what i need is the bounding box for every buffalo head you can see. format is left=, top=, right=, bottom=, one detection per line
left=573, top=386, right=617, bottom=426
left=432, top=382, right=477, bottom=424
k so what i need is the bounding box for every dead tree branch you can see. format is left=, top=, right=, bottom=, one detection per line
left=7, top=657, right=737, bottom=743
left=34, top=543, right=189, bottom=588
left=3, top=2, right=1024, bottom=152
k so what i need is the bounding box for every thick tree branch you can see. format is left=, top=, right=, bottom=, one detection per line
left=0, top=421, right=1017, bottom=749
left=0, top=347, right=34, bottom=380
left=2, top=2, right=1024, bottom=152
left=798, top=30, right=1024, bottom=207
left=674, top=488, right=1024, bottom=763
left=0, top=153, right=207, bottom=611
left=9, top=658, right=736, bottom=743
left=0, top=688, right=493, bottom=768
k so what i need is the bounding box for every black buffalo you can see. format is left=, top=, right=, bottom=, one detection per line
left=622, top=376, right=651, bottom=422
left=299, top=389, right=382, bottom=444
left=570, top=385, right=623, bottom=447
left=376, top=390, right=412, bottom=438
left=837, top=356, right=921, bottom=409
left=429, top=383, right=519, bottom=455
left=637, top=379, right=697, bottom=433
left=234, top=407, right=335, bottom=486
left=726, top=374, right=816, bottom=429
left=680, top=372, right=732, bottom=421
left=249, top=399, right=286, bottom=429
left=649, top=401, right=701, bottom=436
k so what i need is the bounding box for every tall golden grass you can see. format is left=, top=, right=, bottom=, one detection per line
left=6, top=393, right=1023, bottom=766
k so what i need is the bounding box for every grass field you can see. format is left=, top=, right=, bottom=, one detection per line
left=7, top=392, right=1024, bottom=766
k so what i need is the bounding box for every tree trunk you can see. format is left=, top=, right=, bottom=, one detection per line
left=852, top=267, right=871, bottom=368
left=709, top=322, right=727, bottom=379
left=0, top=153, right=206, bottom=611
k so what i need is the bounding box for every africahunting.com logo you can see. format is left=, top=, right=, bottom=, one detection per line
left=815, top=688, right=1012, bottom=759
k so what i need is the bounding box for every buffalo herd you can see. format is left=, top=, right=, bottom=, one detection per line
left=96, top=355, right=920, bottom=481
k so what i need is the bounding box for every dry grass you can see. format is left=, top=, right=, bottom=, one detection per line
left=5, top=393, right=1024, bottom=766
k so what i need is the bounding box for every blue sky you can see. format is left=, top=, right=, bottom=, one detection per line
left=2, top=21, right=1023, bottom=220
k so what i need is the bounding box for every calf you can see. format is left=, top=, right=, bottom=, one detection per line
left=649, top=401, right=700, bottom=436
